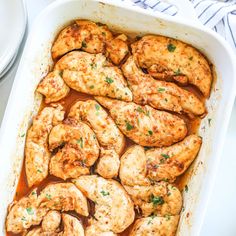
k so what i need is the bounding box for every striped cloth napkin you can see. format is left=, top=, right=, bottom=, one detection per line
left=132, top=0, right=236, bottom=53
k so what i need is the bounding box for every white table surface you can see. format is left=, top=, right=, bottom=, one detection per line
left=0, top=1, right=236, bottom=235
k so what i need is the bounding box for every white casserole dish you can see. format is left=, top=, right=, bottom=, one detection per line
left=0, top=0, right=235, bottom=235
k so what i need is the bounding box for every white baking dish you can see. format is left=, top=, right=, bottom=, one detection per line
left=0, top=0, right=235, bottom=235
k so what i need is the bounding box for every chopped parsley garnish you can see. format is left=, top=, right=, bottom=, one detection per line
left=161, top=153, right=170, bottom=159
left=100, top=190, right=110, bottom=196
left=59, top=71, right=63, bottom=77
left=20, top=133, right=25, bottom=137
left=165, top=214, right=171, bottom=221
left=37, top=169, right=42, bottom=173
left=105, top=77, right=114, bottom=84
left=158, top=87, right=165, bottom=92
left=21, top=216, right=26, bottom=221
left=148, top=130, right=153, bottom=135
left=95, top=104, right=100, bottom=111
left=46, top=194, right=52, bottom=200
left=26, top=207, right=34, bottom=215
left=31, top=191, right=37, bottom=195
left=185, top=185, right=189, bottom=192
left=77, top=137, right=83, bottom=148
left=89, top=85, right=94, bottom=89
left=147, top=214, right=156, bottom=225
left=137, top=107, right=144, bottom=113
left=167, top=43, right=176, bottom=52
left=126, top=121, right=134, bottom=131
left=90, top=63, right=97, bottom=69
left=150, top=195, right=164, bottom=206
left=174, top=68, right=181, bottom=76
left=82, top=40, right=87, bottom=48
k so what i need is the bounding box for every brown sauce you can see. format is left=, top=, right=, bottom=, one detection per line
left=6, top=21, right=208, bottom=236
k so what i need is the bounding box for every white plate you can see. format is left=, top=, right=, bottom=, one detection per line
left=0, top=0, right=27, bottom=76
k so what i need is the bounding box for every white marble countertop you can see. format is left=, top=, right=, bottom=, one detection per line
left=0, top=1, right=236, bottom=235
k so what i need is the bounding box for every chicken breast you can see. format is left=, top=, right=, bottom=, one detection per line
left=96, top=148, right=120, bottom=179
left=49, top=146, right=90, bottom=180
left=132, top=35, right=212, bottom=97
left=54, top=51, right=132, bottom=101
left=73, top=175, right=135, bottom=233
left=37, top=183, right=89, bottom=216
left=37, top=70, right=70, bottom=103
left=146, top=134, right=202, bottom=182
left=25, top=105, right=65, bottom=187
left=106, top=34, right=129, bottom=65
left=51, top=20, right=113, bottom=60
left=60, top=213, right=84, bottom=236
left=68, top=100, right=125, bottom=155
left=49, top=120, right=99, bottom=166
left=41, top=210, right=61, bottom=232
left=119, top=145, right=150, bottom=186
left=124, top=183, right=182, bottom=217
left=6, top=189, right=47, bottom=234
left=95, top=97, right=187, bottom=147
left=85, top=219, right=117, bottom=236
left=129, top=215, right=179, bottom=236
left=122, top=56, right=205, bottom=116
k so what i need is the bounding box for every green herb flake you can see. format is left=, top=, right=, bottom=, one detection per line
left=82, top=40, right=87, bottom=48
left=148, top=130, right=153, bottom=136
left=184, top=185, right=189, bottom=193
left=95, top=104, right=100, bottom=111
left=100, top=190, right=110, bottom=196
left=137, top=107, right=144, bottom=113
left=31, top=191, right=37, bottom=195
left=21, top=216, right=26, bottom=221
left=20, top=133, right=25, bottom=137
left=208, top=118, right=212, bottom=126
left=158, top=87, right=165, bottom=93
left=37, top=169, right=42, bottom=173
left=147, top=214, right=156, bottom=225
left=150, top=195, right=164, bottom=206
left=77, top=137, right=83, bottom=148
left=144, top=146, right=151, bottom=151
left=126, top=121, right=134, bottom=131
left=165, top=214, right=171, bottom=221
left=26, top=207, right=34, bottom=215
left=89, top=85, right=94, bottom=89
left=105, top=77, right=114, bottom=84
left=167, top=43, right=176, bottom=52
left=46, top=194, right=52, bottom=200
left=174, top=68, right=181, bottom=76
left=59, top=71, right=63, bottom=77
left=161, top=153, right=170, bottom=159
left=90, top=63, right=97, bottom=69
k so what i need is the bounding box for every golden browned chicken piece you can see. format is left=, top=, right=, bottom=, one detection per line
left=25, top=213, right=84, bottom=236
left=73, top=175, right=135, bottom=233
left=132, top=35, right=212, bottom=97
left=54, top=51, right=132, bottom=101
left=51, top=20, right=113, bottom=59
left=51, top=20, right=128, bottom=65
left=106, top=34, right=129, bottom=65
left=129, top=215, right=179, bottom=236
left=68, top=100, right=125, bottom=155
left=49, top=146, right=90, bottom=180
left=41, top=210, right=61, bottom=233
left=49, top=120, right=99, bottom=166
left=60, top=213, right=84, bottom=236
left=25, top=105, right=65, bottom=187
left=96, top=148, right=120, bottom=179
left=122, top=56, right=206, bottom=117
left=85, top=219, right=117, bottom=236
left=146, top=134, right=202, bottom=182
left=119, top=145, right=150, bottom=186
left=95, top=97, right=187, bottom=147
left=37, top=182, right=89, bottom=216
left=6, top=189, right=47, bottom=234
left=37, top=70, right=70, bottom=103
left=124, top=183, right=182, bottom=217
